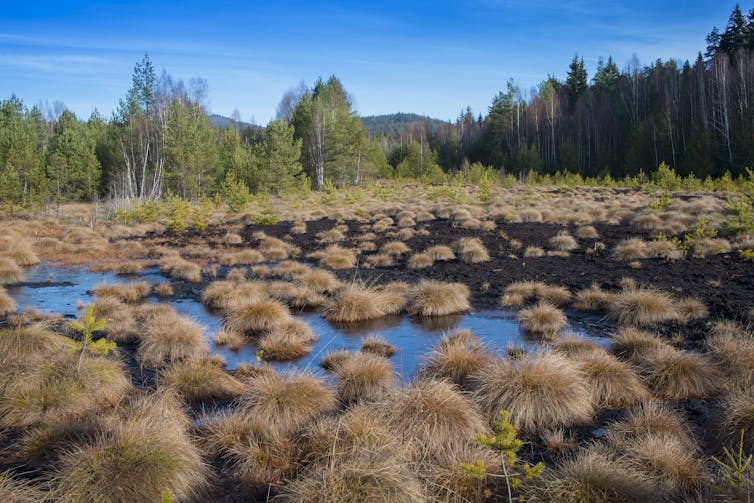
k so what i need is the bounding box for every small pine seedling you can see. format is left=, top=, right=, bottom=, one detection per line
left=64, top=303, right=115, bottom=372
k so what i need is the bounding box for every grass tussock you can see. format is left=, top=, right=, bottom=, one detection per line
left=0, top=470, right=47, bottom=502
left=718, top=388, right=754, bottom=454
left=549, top=231, right=579, bottom=251
left=706, top=327, right=754, bottom=380
left=160, top=255, right=202, bottom=282
left=319, top=245, right=357, bottom=270
left=610, top=327, right=673, bottom=363
left=638, top=346, right=719, bottom=400
left=320, top=349, right=353, bottom=372
left=381, top=240, right=411, bottom=256
left=518, top=302, right=568, bottom=339
left=52, top=389, right=207, bottom=503
left=137, top=310, right=209, bottom=368
left=324, top=284, right=385, bottom=323
left=0, top=324, right=66, bottom=366
left=334, top=352, right=395, bottom=404
left=613, top=237, right=650, bottom=260
left=526, top=445, right=658, bottom=503
left=0, top=352, right=131, bottom=429
left=573, top=284, right=616, bottom=312
left=162, top=359, right=246, bottom=403
left=225, top=298, right=291, bottom=334
left=360, top=335, right=396, bottom=357
left=607, top=287, right=678, bottom=326
left=606, top=401, right=696, bottom=451
left=0, top=257, right=24, bottom=285
left=296, top=268, right=339, bottom=293
left=257, top=329, right=313, bottom=361
left=569, top=348, right=650, bottom=408
left=501, top=281, right=571, bottom=307
left=456, top=237, right=490, bottom=263
left=0, top=287, right=17, bottom=317
left=421, top=330, right=494, bottom=388
left=387, top=379, right=489, bottom=457
left=551, top=336, right=601, bottom=357
left=93, top=281, right=151, bottom=303
left=408, top=252, right=435, bottom=269
left=426, top=245, right=456, bottom=261
left=471, top=352, right=594, bottom=433
left=237, top=370, right=336, bottom=434
left=274, top=451, right=424, bottom=503
left=409, top=280, right=470, bottom=317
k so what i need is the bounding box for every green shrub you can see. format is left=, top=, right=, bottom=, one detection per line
left=222, top=172, right=252, bottom=213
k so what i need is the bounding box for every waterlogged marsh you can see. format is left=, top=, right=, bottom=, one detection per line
left=7, top=263, right=608, bottom=378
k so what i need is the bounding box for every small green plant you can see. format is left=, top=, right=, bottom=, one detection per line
left=165, top=193, right=191, bottom=231
left=222, top=172, right=253, bottom=212
left=723, top=196, right=754, bottom=235
left=671, top=218, right=717, bottom=253
left=740, top=249, right=754, bottom=262
left=463, top=410, right=545, bottom=502
left=161, top=490, right=174, bottom=503
left=712, top=429, right=753, bottom=500
left=477, top=174, right=493, bottom=203
left=650, top=192, right=673, bottom=211
left=190, top=197, right=211, bottom=231
left=64, top=304, right=115, bottom=372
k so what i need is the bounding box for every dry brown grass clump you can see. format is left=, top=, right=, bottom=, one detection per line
left=409, top=280, right=470, bottom=317
left=0, top=287, right=16, bottom=317
left=387, top=379, right=489, bottom=456
left=160, top=255, right=202, bottom=282
left=426, top=245, right=456, bottom=261
left=296, top=268, right=339, bottom=293
left=365, top=252, right=395, bottom=268
left=334, top=352, right=395, bottom=404
left=500, top=281, right=571, bottom=307
left=52, top=390, right=207, bottom=503
left=706, top=326, right=754, bottom=380
left=0, top=257, right=24, bottom=285
left=718, top=388, right=754, bottom=454
left=319, top=245, right=357, bottom=269
left=360, top=335, right=396, bottom=357
left=257, top=326, right=314, bottom=361
left=324, top=284, right=385, bottom=322
left=154, top=282, right=173, bottom=297
left=622, top=432, right=705, bottom=495
left=421, top=330, right=494, bottom=388
left=162, top=359, right=246, bottom=403
left=576, top=225, right=599, bottom=239
left=551, top=335, right=601, bottom=357
left=0, top=235, right=39, bottom=266
left=568, top=348, right=650, bottom=409
left=549, top=231, right=578, bottom=251
left=407, top=252, right=434, bottom=269
left=320, top=349, right=353, bottom=372
left=214, top=328, right=244, bottom=351
left=0, top=324, right=68, bottom=367
left=526, top=445, right=658, bottom=503
left=638, top=346, right=719, bottom=400
left=613, top=237, right=650, bottom=260
left=0, top=352, right=131, bottom=429
left=290, top=220, right=307, bottom=234
left=93, top=281, right=151, bottom=303
left=225, top=298, right=291, bottom=334
left=518, top=302, right=568, bottom=339
left=471, top=352, right=594, bottom=433
left=220, top=249, right=265, bottom=266
left=375, top=282, right=409, bottom=315
left=610, top=327, right=674, bottom=363
left=524, top=245, right=545, bottom=257
left=606, top=401, right=695, bottom=450
left=573, top=284, right=616, bottom=312
left=607, top=287, right=678, bottom=326
left=237, top=370, right=336, bottom=433
left=275, top=451, right=425, bottom=503
left=455, top=237, right=490, bottom=263
left=381, top=240, right=411, bottom=256
left=0, top=470, right=46, bottom=502
left=137, top=310, right=209, bottom=368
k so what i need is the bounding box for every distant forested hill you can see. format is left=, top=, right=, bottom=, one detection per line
left=208, top=114, right=261, bottom=131
left=361, top=113, right=447, bottom=136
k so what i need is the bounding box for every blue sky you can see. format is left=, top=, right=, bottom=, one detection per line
left=0, top=1, right=735, bottom=124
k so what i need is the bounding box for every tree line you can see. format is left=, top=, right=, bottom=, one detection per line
left=1, top=4, right=753, bottom=208
left=380, top=3, right=754, bottom=181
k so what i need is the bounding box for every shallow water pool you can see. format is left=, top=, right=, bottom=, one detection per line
left=7, top=264, right=610, bottom=380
